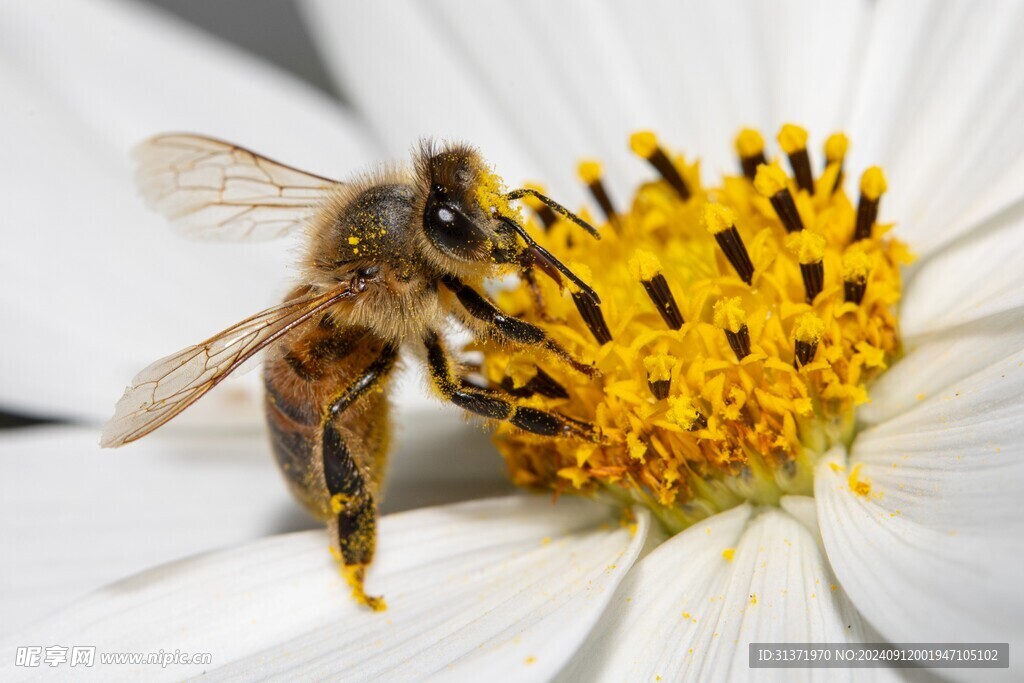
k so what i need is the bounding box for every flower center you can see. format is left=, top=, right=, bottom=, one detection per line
left=480, top=125, right=911, bottom=534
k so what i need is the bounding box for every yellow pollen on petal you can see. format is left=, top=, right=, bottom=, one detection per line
left=786, top=230, right=826, bottom=264
left=701, top=203, right=736, bottom=235
left=480, top=126, right=906, bottom=536
left=735, top=128, right=765, bottom=157
left=629, top=130, right=660, bottom=158
left=753, top=161, right=790, bottom=197
left=577, top=159, right=603, bottom=184
left=777, top=123, right=809, bottom=154
left=860, top=166, right=888, bottom=201
left=848, top=463, right=872, bottom=498
left=793, top=313, right=825, bottom=344
left=713, top=297, right=746, bottom=333
left=824, top=133, right=849, bottom=163
left=722, top=548, right=736, bottom=562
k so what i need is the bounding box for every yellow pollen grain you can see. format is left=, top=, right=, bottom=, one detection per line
left=524, top=656, right=537, bottom=665
left=754, top=162, right=790, bottom=197
left=842, top=247, right=873, bottom=282
left=848, top=463, right=872, bottom=497
left=347, top=236, right=360, bottom=246
left=750, top=593, right=758, bottom=605
left=629, top=249, right=663, bottom=281
left=577, top=159, right=603, bottom=184
left=626, top=433, right=648, bottom=461
left=777, top=123, right=809, bottom=154
left=629, top=130, right=659, bottom=158
left=713, top=297, right=746, bottom=333
left=644, top=352, right=676, bottom=382
left=667, top=396, right=700, bottom=430
left=474, top=165, right=517, bottom=220
left=722, top=548, right=736, bottom=562
left=824, top=132, right=849, bottom=162
left=860, top=166, right=888, bottom=201
left=329, top=493, right=350, bottom=515
left=735, top=128, right=765, bottom=157
left=793, top=313, right=825, bottom=344
left=701, top=203, right=736, bottom=235
left=786, top=230, right=826, bottom=264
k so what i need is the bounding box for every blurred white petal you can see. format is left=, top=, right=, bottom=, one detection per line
left=1, top=496, right=649, bottom=682
left=847, top=0, right=1024, bottom=258
left=817, top=351, right=1024, bottom=679
left=0, top=0, right=382, bottom=422
left=560, top=504, right=886, bottom=682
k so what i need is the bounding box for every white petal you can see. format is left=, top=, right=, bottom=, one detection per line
left=860, top=309, right=1024, bottom=425
left=560, top=505, right=888, bottom=682
left=847, top=0, right=1024, bottom=257
left=817, top=351, right=1024, bottom=676
left=0, top=0, right=379, bottom=421
left=1, top=496, right=649, bottom=682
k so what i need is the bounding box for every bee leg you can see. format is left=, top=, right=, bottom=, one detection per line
left=322, top=345, right=398, bottom=612
left=424, top=330, right=601, bottom=442
left=441, top=275, right=598, bottom=378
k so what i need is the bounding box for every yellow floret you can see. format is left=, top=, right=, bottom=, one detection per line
left=629, top=249, right=663, bottom=281
left=643, top=352, right=676, bottom=382
left=777, top=123, right=809, bottom=154
left=577, top=159, right=603, bottom=184
left=842, top=248, right=873, bottom=282
left=793, top=313, right=825, bottom=344
left=629, top=130, right=659, bottom=158
left=824, top=132, right=849, bottom=162
left=713, top=297, right=746, bottom=332
left=860, top=166, right=888, bottom=201
left=753, top=162, right=790, bottom=197
left=667, top=396, right=700, bottom=430
left=701, top=203, right=736, bottom=235
left=785, top=230, right=826, bottom=264
left=734, top=128, right=765, bottom=157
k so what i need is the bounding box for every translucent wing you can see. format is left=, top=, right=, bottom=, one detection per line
left=135, top=133, right=341, bottom=240
left=101, top=284, right=357, bottom=447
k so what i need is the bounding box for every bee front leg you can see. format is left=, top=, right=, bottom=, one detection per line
left=441, top=276, right=598, bottom=378
left=424, top=330, right=601, bottom=442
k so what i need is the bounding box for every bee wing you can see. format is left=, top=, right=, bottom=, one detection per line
left=135, top=133, right=342, bottom=241
left=101, top=284, right=357, bottom=447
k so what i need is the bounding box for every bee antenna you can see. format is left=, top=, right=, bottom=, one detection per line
left=504, top=188, right=601, bottom=240
left=496, top=216, right=601, bottom=306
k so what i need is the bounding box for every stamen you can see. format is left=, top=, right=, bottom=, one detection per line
left=568, top=261, right=613, bottom=344
left=777, top=124, right=814, bottom=194
left=786, top=231, right=826, bottom=303
left=854, top=166, right=887, bottom=242
left=578, top=160, right=621, bottom=232
left=714, top=297, right=751, bottom=361
left=667, top=396, right=707, bottom=430
left=792, top=313, right=825, bottom=368
left=701, top=204, right=755, bottom=285
left=630, top=250, right=684, bottom=330
left=521, top=182, right=558, bottom=230
left=754, top=162, right=805, bottom=233
left=643, top=352, right=675, bottom=400
left=823, top=133, right=848, bottom=195
left=842, top=248, right=873, bottom=304
left=630, top=131, right=691, bottom=200
left=735, top=128, right=767, bottom=181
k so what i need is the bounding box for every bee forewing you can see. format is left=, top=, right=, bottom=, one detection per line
left=135, top=133, right=342, bottom=241
left=101, top=284, right=357, bottom=447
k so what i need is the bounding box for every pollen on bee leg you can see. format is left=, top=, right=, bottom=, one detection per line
left=754, top=162, right=805, bottom=233
left=735, top=128, right=767, bottom=181
left=714, top=297, right=751, bottom=361
left=567, top=261, right=613, bottom=345
left=777, top=124, right=814, bottom=194
left=701, top=203, right=755, bottom=285
left=340, top=563, right=387, bottom=612
left=786, top=230, right=826, bottom=303
left=521, top=182, right=558, bottom=229
left=578, top=160, right=620, bottom=231
left=842, top=247, right=873, bottom=304
left=629, top=130, right=691, bottom=200
left=854, top=167, right=887, bottom=242
left=793, top=313, right=825, bottom=368
left=823, top=133, right=849, bottom=194
left=643, top=352, right=676, bottom=400
left=629, top=250, right=684, bottom=330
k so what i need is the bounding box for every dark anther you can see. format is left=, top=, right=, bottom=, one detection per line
left=800, top=261, right=824, bottom=303
left=794, top=339, right=819, bottom=368
left=648, top=379, right=671, bottom=400
left=714, top=227, right=755, bottom=285
left=640, top=274, right=684, bottom=330
left=770, top=191, right=805, bottom=233
left=572, top=291, right=613, bottom=345
left=725, top=325, right=752, bottom=361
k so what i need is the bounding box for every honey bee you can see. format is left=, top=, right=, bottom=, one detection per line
left=101, top=134, right=603, bottom=609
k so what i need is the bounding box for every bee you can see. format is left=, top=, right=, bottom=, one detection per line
left=101, top=134, right=603, bottom=610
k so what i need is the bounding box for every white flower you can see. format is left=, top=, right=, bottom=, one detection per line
left=2, top=1, right=1023, bottom=681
